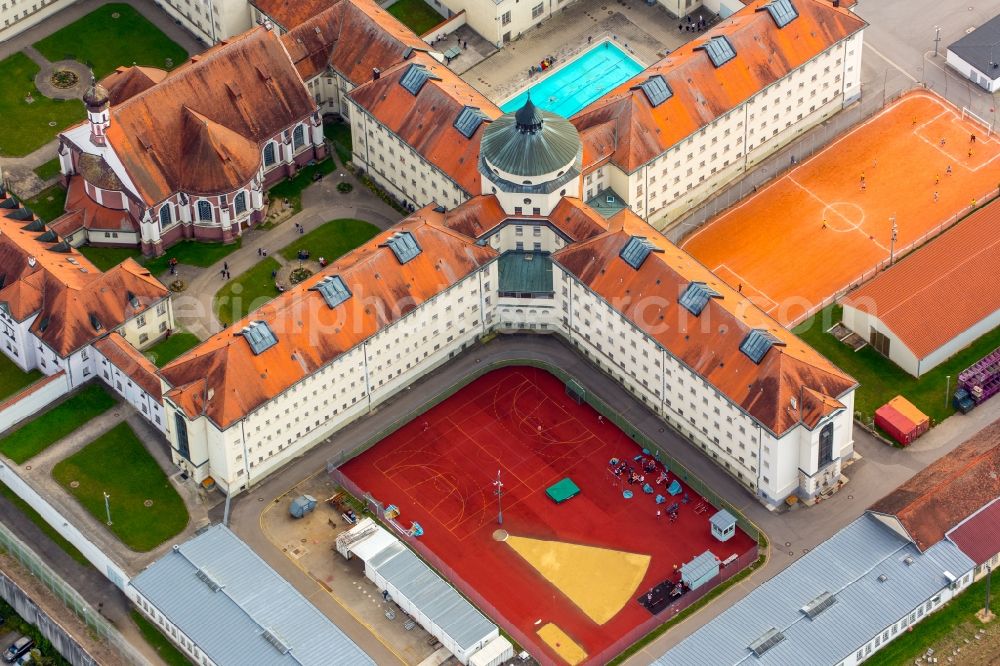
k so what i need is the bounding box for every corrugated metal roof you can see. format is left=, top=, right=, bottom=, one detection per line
left=130, top=525, right=375, bottom=666
left=947, top=13, right=1000, bottom=81
left=370, top=541, right=497, bottom=650
left=948, top=498, right=1000, bottom=566
left=655, top=515, right=975, bottom=666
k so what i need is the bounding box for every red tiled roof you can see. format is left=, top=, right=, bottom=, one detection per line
left=841, top=203, right=1000, bottom=360
left=349, top=53, right=500, bottom=195
left=103, top=28, right=315, bottom=204
left=94, top=332, right=163, bottom=400
left=869, top=418, right=1000, bottom=551
left=553, top=209, right=856, bottom=436
left=436, top=196, right=610, bottom=243
left=0, top=192, right=168, bottom=357
left=251, top=0, right=338, bottom=30
left=573, top=0, right=866, bottom=172
left=49, top=176, right=137, bottom=236
left=949, top=499, right=1000, bottom=565
left=281, top=0, right=429, bottom=85
left=100, top=66, right=167, bottom=106
left=160, top=210, right=496, bottom=429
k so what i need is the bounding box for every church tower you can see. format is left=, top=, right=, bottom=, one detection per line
left=83, top=77, right=111, bottom=147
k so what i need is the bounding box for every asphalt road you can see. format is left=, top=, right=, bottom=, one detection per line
left=856, top=0, right=1000, bottom=121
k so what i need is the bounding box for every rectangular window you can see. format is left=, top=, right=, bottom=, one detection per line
left=501, top=11, right=511, bottom=25
left=531, top=3, right=544, bottom=18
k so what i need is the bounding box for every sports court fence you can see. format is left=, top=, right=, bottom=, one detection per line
left=787, top=183, right=1000, bottom=328
left=668, top=83, right=931, bottom=244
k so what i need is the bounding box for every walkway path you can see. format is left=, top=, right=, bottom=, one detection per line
left=171, top=163, right=401, bottom=341
left=220, top=333, right=990, bottom=664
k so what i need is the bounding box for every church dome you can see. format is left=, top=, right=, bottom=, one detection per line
left=83, top=78, right=110, bottom=111
left=480, top=95, right=581, bottom=179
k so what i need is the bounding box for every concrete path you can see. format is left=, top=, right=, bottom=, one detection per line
left=218, top=333, right=989, bottom=664
left=171, top=164, right=402, bottom=341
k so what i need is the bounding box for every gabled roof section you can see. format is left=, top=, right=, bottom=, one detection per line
left=697, top=35, right=737, bottom=68
left=572, top=0, right=866, bottom=172
left=553, top=210, right=855, bottom=437
left=49, top=177, right=137, bottom=236
left=869, top=418, right=1000, bottom=551
left=280, top=0, right=428, bottom=85
left=349, top=53, right=501, bottom=195
left=758, top=0, right=798, bottom=28
left=160, top=212, right=496, bottom=429
left=948, top=498, right=1000, bottom=566
left=99, top=65, right=167, bottom=106
left=840, top=203, right=1000, bottom=360
left=103, top=28, right=315, bottom=204
left=178, top=107, right=262, bottom=195
left=251, top=0, right=339, bottom=30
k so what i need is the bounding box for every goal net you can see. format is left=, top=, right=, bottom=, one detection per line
left=961, top=107, right=994, bottom=137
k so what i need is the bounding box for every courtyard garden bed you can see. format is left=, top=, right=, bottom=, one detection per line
left=52, top=421, right=188, bottom=551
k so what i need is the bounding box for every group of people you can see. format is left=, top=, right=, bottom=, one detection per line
left=528, top=55, right=557, bottom=76
left=679, top=14, right=709, bottom=32
left=609, top=457, right=645, bottom=485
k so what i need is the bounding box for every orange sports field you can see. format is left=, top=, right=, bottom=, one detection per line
left=681, top=91, right=1000, bottom=326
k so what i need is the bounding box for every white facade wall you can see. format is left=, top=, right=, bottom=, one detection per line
left=594, top=30, right=864, bottom=230
left=95, top=352, right=166, bottom=433
left=945, top=50, right=1000, bottom=93
left=157, top=0, right=252, bottom=44
left=0, top=372, right=70, bottom=434
left=0, top=0, right=75, bottom=42
left=117, top=299, right=173, bottom=350
left=0, top=308, right=38, bottom=373
left=485, top=222, right=569, bottom=254
left=350, top=100, right=468, bottom=210
left=129, top=589, right=216, bottom=666
left=438, top=0, right=568, bottom=47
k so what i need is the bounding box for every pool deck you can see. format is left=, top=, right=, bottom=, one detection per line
left=462, top=0, right=718, bottom=108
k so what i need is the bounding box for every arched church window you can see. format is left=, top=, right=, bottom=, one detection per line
left=234, top=192, right=247, bottom=215
left=197, top=200, right=213, bottom=222
left=293, top=125, right=305, bottom=150
left=159, top=204, right=171, bottom=229
left=263, top=142, right=276, bottom=167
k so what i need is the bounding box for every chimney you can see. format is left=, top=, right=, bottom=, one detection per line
left=372, top=67, right=381, bottom=81
left=28, top=256, right=37, bottom=267
left=832, top=0, right=840, bottom=6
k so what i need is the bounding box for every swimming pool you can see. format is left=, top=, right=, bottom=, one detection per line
left=500, top=41, right=644, bottom=118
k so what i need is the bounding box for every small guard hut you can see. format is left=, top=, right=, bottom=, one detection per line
left=681, top=551, right=720, bottom=591
left=710, top=509, right=737, bottom=542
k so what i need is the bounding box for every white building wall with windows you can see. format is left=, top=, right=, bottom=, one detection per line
left=593, top=29, right=864, bottom=229
left=0, top=0, right=76, bottom=43
left=437, top=0, right=563, bottom=47
left=349, top=100, right=468, bottom=210
left=157, top=0, right=252, bottom=44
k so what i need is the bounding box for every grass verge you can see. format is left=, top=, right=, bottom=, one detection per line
left=0, top=354, right=42, bottom=403
left=144, top=331, right=202, bottom=367
left=76, top=245, right=143, bottom=271
left=324, top=122, right=353, bottom=165
left=279, top=218, right=380, bottom=262
left=24, top=184, right=67, bottom=223
left=33, top=157, right=62, bottom=181
left=144, top=238, right=241, bottom=275
left=0, top=53, right=86, bottom=157
left=130, top=610, right=193, bottom=666
left=214, top=257, right=281, bottom=327
left=33, top=3, right=188, bottom=79
left=793, top=305, right=1000, bottom=425
left=52, top=422, right=188, bottom=551
left=386, top=0, right=444, bottom=35
left=0, top=383, right=116, bottom=464
left=268, top=158, right=336, bottom=215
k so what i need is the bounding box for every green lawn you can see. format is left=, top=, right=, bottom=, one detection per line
left=33, top=4, right=188, bottom=79
left=0, top=482, right=89, bottom=567
left=144, top=331, right=201, bottom=367
left=0, top=383, right=116, bottom=464
left=214, top=257, right=281, bottom=326
left=268, top=158, right=336, bottom=215
left=130, top=611, right=193, bottom=666
left=869, top=573, right=999, bottom=665
left=324, top=122, right=353, bottom=166
left=386, top=0, right=444, bottom=35
left=25, top=184, right=67, bottom=222
left=143, top=238, right=242, bottom=275
left=33, top=157, right=62, bottom=181
left=794, top=306, right=1000, bottom=425
left=0, top=53, right=86, bottom=157
left=77, top=245, right=143, bottom=271
left=279, top=218, right=380, bottom=262
left=0, top=353, right=42, bottom=403
left=52, top=422, right=188, bottom=551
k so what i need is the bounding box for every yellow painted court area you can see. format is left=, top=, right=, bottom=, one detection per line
left=682, top=91, right=1000, bottom=326
left=537, top=623, right=589, bottom=666
left=507, top=535, right=650, bottom=625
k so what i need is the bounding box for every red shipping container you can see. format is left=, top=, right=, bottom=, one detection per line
left=874, top=396, right=929, bottom=446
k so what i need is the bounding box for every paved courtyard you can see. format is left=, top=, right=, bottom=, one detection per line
left=462, top=0, right=718, bottom=104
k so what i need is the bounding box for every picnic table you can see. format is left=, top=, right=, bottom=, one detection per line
left=443, top=46, right=462, bottom=60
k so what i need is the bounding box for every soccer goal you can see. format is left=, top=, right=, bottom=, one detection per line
left=961, top=107, right=994, bottom=138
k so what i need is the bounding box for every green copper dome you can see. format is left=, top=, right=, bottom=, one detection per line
left=480, top=96, right=581, bottom=179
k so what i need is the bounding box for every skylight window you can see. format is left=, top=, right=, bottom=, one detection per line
left=399, top=64, right=440, bottom=95
left=698, top=36, right=736, bottom=68
left=759, top=0, right=798, bottom=28
left=801, top=591, right=837, bottom=619
left=261, top=628, right=290, bottom=655
left=749, top=628, right=785, bottom=657
left=635, top=75, right=673, bottom=107
left=384, top=231, right=422, bottom=264
left=310, top=275, right=352, bottom=309
left=619, top=236, right=658, bottom=270
left=195, top=568, right=222, bottom=592
left=454, top=106, right=487, bottom=139
left=679, top=281, right=721, bottom=316
left=241, top=321, right=278, bottom=355
left=740, top=328, right=783, bottom=364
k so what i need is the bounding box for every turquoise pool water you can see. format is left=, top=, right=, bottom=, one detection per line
left=500, top=42, right=644, bottom=118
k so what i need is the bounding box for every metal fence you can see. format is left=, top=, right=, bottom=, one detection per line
left=0, top=522, right=149, bottom=666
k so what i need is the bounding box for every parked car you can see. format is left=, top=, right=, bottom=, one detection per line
left=3, top=637, right=34, bottom=663
left=14, top=652, right=32, bottom=665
